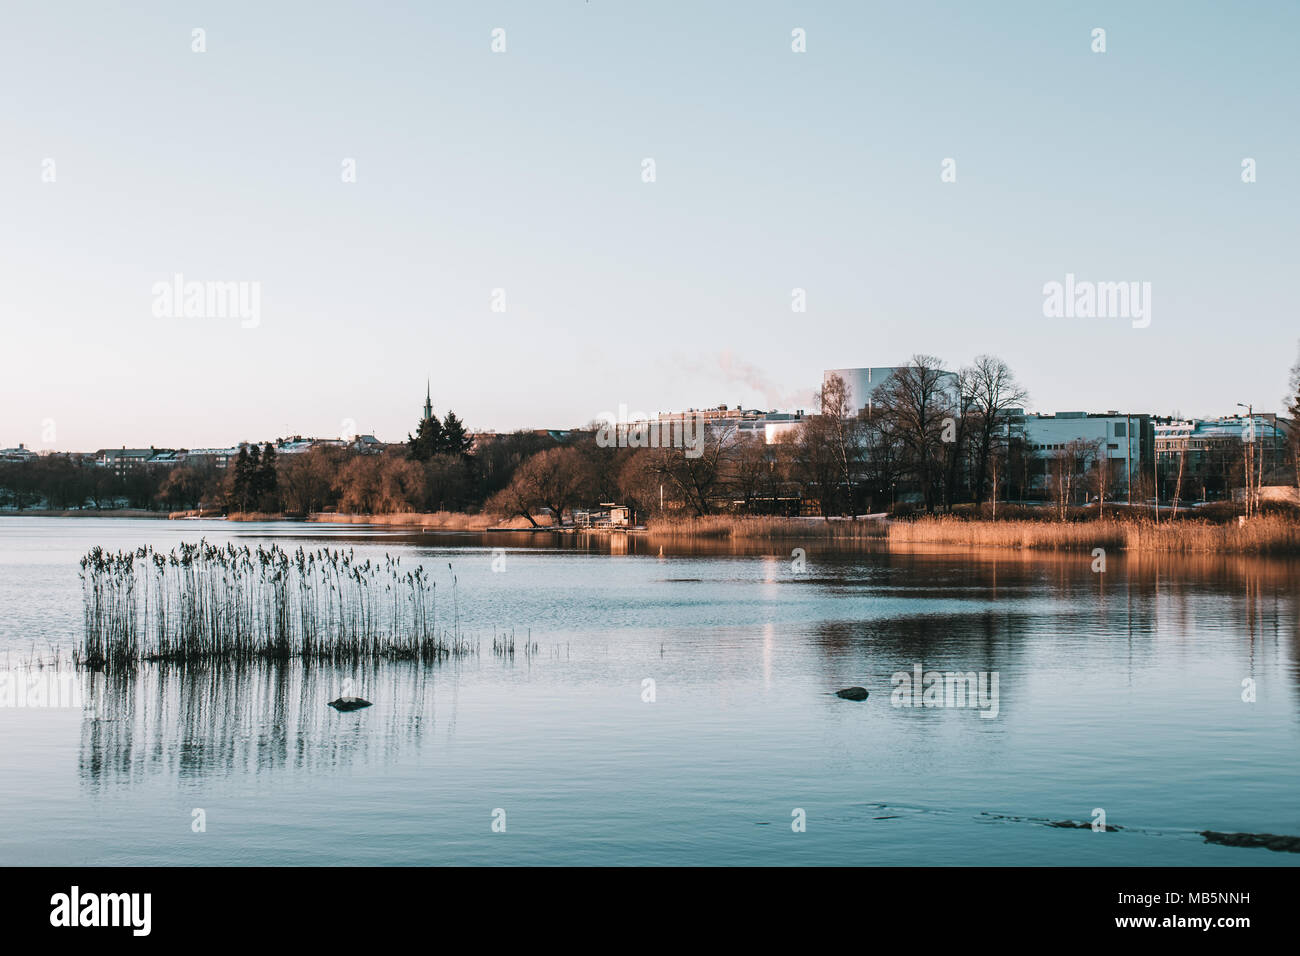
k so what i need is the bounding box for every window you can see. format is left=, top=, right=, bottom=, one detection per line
left=1114, top=422, right=1127, bottom=437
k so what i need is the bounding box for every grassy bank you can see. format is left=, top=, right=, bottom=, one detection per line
left=643, top=513, right=1300, bottom=553
left=0, top=509, right=168, bottom=519
left=307, top=511, right=537, bottom=530
left=889, top=514, right=1300, bottom=554
left=646, top=515, right=889, bottom=540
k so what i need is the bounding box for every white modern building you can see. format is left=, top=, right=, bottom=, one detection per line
left=1014, top=411, right=1153, bottom=492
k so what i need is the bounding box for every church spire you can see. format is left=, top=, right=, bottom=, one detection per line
left=423, top=380, right=433, bottom=422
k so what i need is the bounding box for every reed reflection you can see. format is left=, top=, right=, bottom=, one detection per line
left=78, top=660, right=452, bottom=789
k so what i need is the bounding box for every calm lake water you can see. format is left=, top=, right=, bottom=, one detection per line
left=1, top=516, right=1297, bottom=866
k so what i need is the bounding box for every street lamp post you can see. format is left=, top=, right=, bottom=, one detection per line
left=1237, top=403, right=1253, bottom=517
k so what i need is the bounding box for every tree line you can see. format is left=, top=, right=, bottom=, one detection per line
left=3, top=351, right=1298, bottom=519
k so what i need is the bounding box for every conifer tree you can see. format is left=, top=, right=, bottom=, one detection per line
left=230, top=445, right=253, bottom=512
left=257, top=442, right=279, bottom=507
left=408, top=415, right=446, bottom=461
left=441, top=411, right=472, bottom=455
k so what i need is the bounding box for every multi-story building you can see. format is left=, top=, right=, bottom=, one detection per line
left=645, top=406, right=807, bottom=444
left=1008, top=411, right=1154, bottom=498
left=183, top=447, right=241, bottom=470
left=1154, top=414, right=1291, bottom=500
left=94, top=447, right=182, bottom=474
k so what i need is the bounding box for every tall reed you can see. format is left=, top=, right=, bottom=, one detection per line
left=647, top=515, right=889, bottom=539
left=78, top=541, right=477, bottom=668
left=887, top=515, right=1300, bottom=554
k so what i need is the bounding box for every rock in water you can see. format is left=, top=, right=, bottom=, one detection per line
left=835, top=687, right=869, bottom=701
left=1200, top=830, right=1300, bottom=853
left=328, top=696, right=372, bottom=712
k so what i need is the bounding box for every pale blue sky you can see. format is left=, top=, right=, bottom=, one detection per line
left=2, top=1, right=1297, bottom=450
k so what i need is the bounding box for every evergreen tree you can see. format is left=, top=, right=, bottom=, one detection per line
left=257, top=442, right=279, bottom=508
left=408, top=414, right=446, bottom=461
left=441, top=411, right=472, bottom=455
left=230, top=445, right=253, bottom=512
left=247, top=444, right=261, bottom=510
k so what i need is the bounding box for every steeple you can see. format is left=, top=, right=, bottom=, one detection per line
left=423, top=380, right=433, bottom=422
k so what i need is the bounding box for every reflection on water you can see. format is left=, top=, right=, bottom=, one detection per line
left=78, top=660, right=478, bottom=788
left=1, top=518, right=1298, bottom=865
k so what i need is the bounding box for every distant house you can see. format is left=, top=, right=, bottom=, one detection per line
left=0, top=444, right=37, bottom=463
left=183, top=447, right=240, bottom=470
left=275, top=437, right=316, bottom=455
left=351, top=434, right=384, bottom=454
left=274, top=434, right=386, bottom=456
left=95, top=447, right=179, bottom=473
left=573, top=504, right=632, bottom=529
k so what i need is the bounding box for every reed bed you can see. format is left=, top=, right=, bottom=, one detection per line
left=888, top=517, right=1125, bottom=550
left=888, top=515, right=1300, bottom=554
left=647, top=515, right=889, bottom=540
left=78, top=541, right=477, bottom=669
left=307, top=511, right=532, bottom=530
left=1120, top=515, right=1300, bottom=554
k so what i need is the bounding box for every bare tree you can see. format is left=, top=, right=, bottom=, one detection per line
left=640, top=426, right=737, bottom=517
left=790, top=415, right=842, bottom=517
left=1095, top=449, right=1113, bottom=518
left=873, top=355, right=956, bottom=513
left=1288, top=347, right=1300, bottom=492
left=1049, top=438, right=1098, bottom=520
left=819, top=373, right=867, bottom=515
left=487, top=445, right=585, bottom=526
left=278, top=447, right=340, bottom=515
left=728, top=437, right=775, bottom=513
left=1171, top=440, right=1186, bottom=519
left=962, top=355, right=1029, bottom=505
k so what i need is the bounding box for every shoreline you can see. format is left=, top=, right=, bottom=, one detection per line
left=8, top=510, right=1300, bottom=555
left=0, top=509, right=171, bottom=519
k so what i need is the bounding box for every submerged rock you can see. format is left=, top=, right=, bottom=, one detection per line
left=1048, top=819, right=1121, bottom=832
left=835, top=687, right=869, bottom=701
left=1200, top=830, right=1300, bottom=853
left=328, top=696, right=372, bottom=712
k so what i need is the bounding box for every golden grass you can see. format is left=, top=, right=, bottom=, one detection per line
left=646, top=515, right=889, bottom=539
left=307, top=511, right=535, bottom=531
left=889, top=515, right=1300, bottom=554
left=1121, top=515, right=1300, bottom=554
left=888, top=517, right=1124, bottom=550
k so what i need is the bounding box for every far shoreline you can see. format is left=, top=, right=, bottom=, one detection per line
left=7, top=508, right=1300, bottom=555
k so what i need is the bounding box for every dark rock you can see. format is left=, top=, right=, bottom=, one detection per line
left=1200, top=830, right=1300, bottom=853
left=835, top=687, right=869, bottom=701
left=1048, top=819, right=1121, bottom=832
left=328, top=696, right=372, bottom=712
